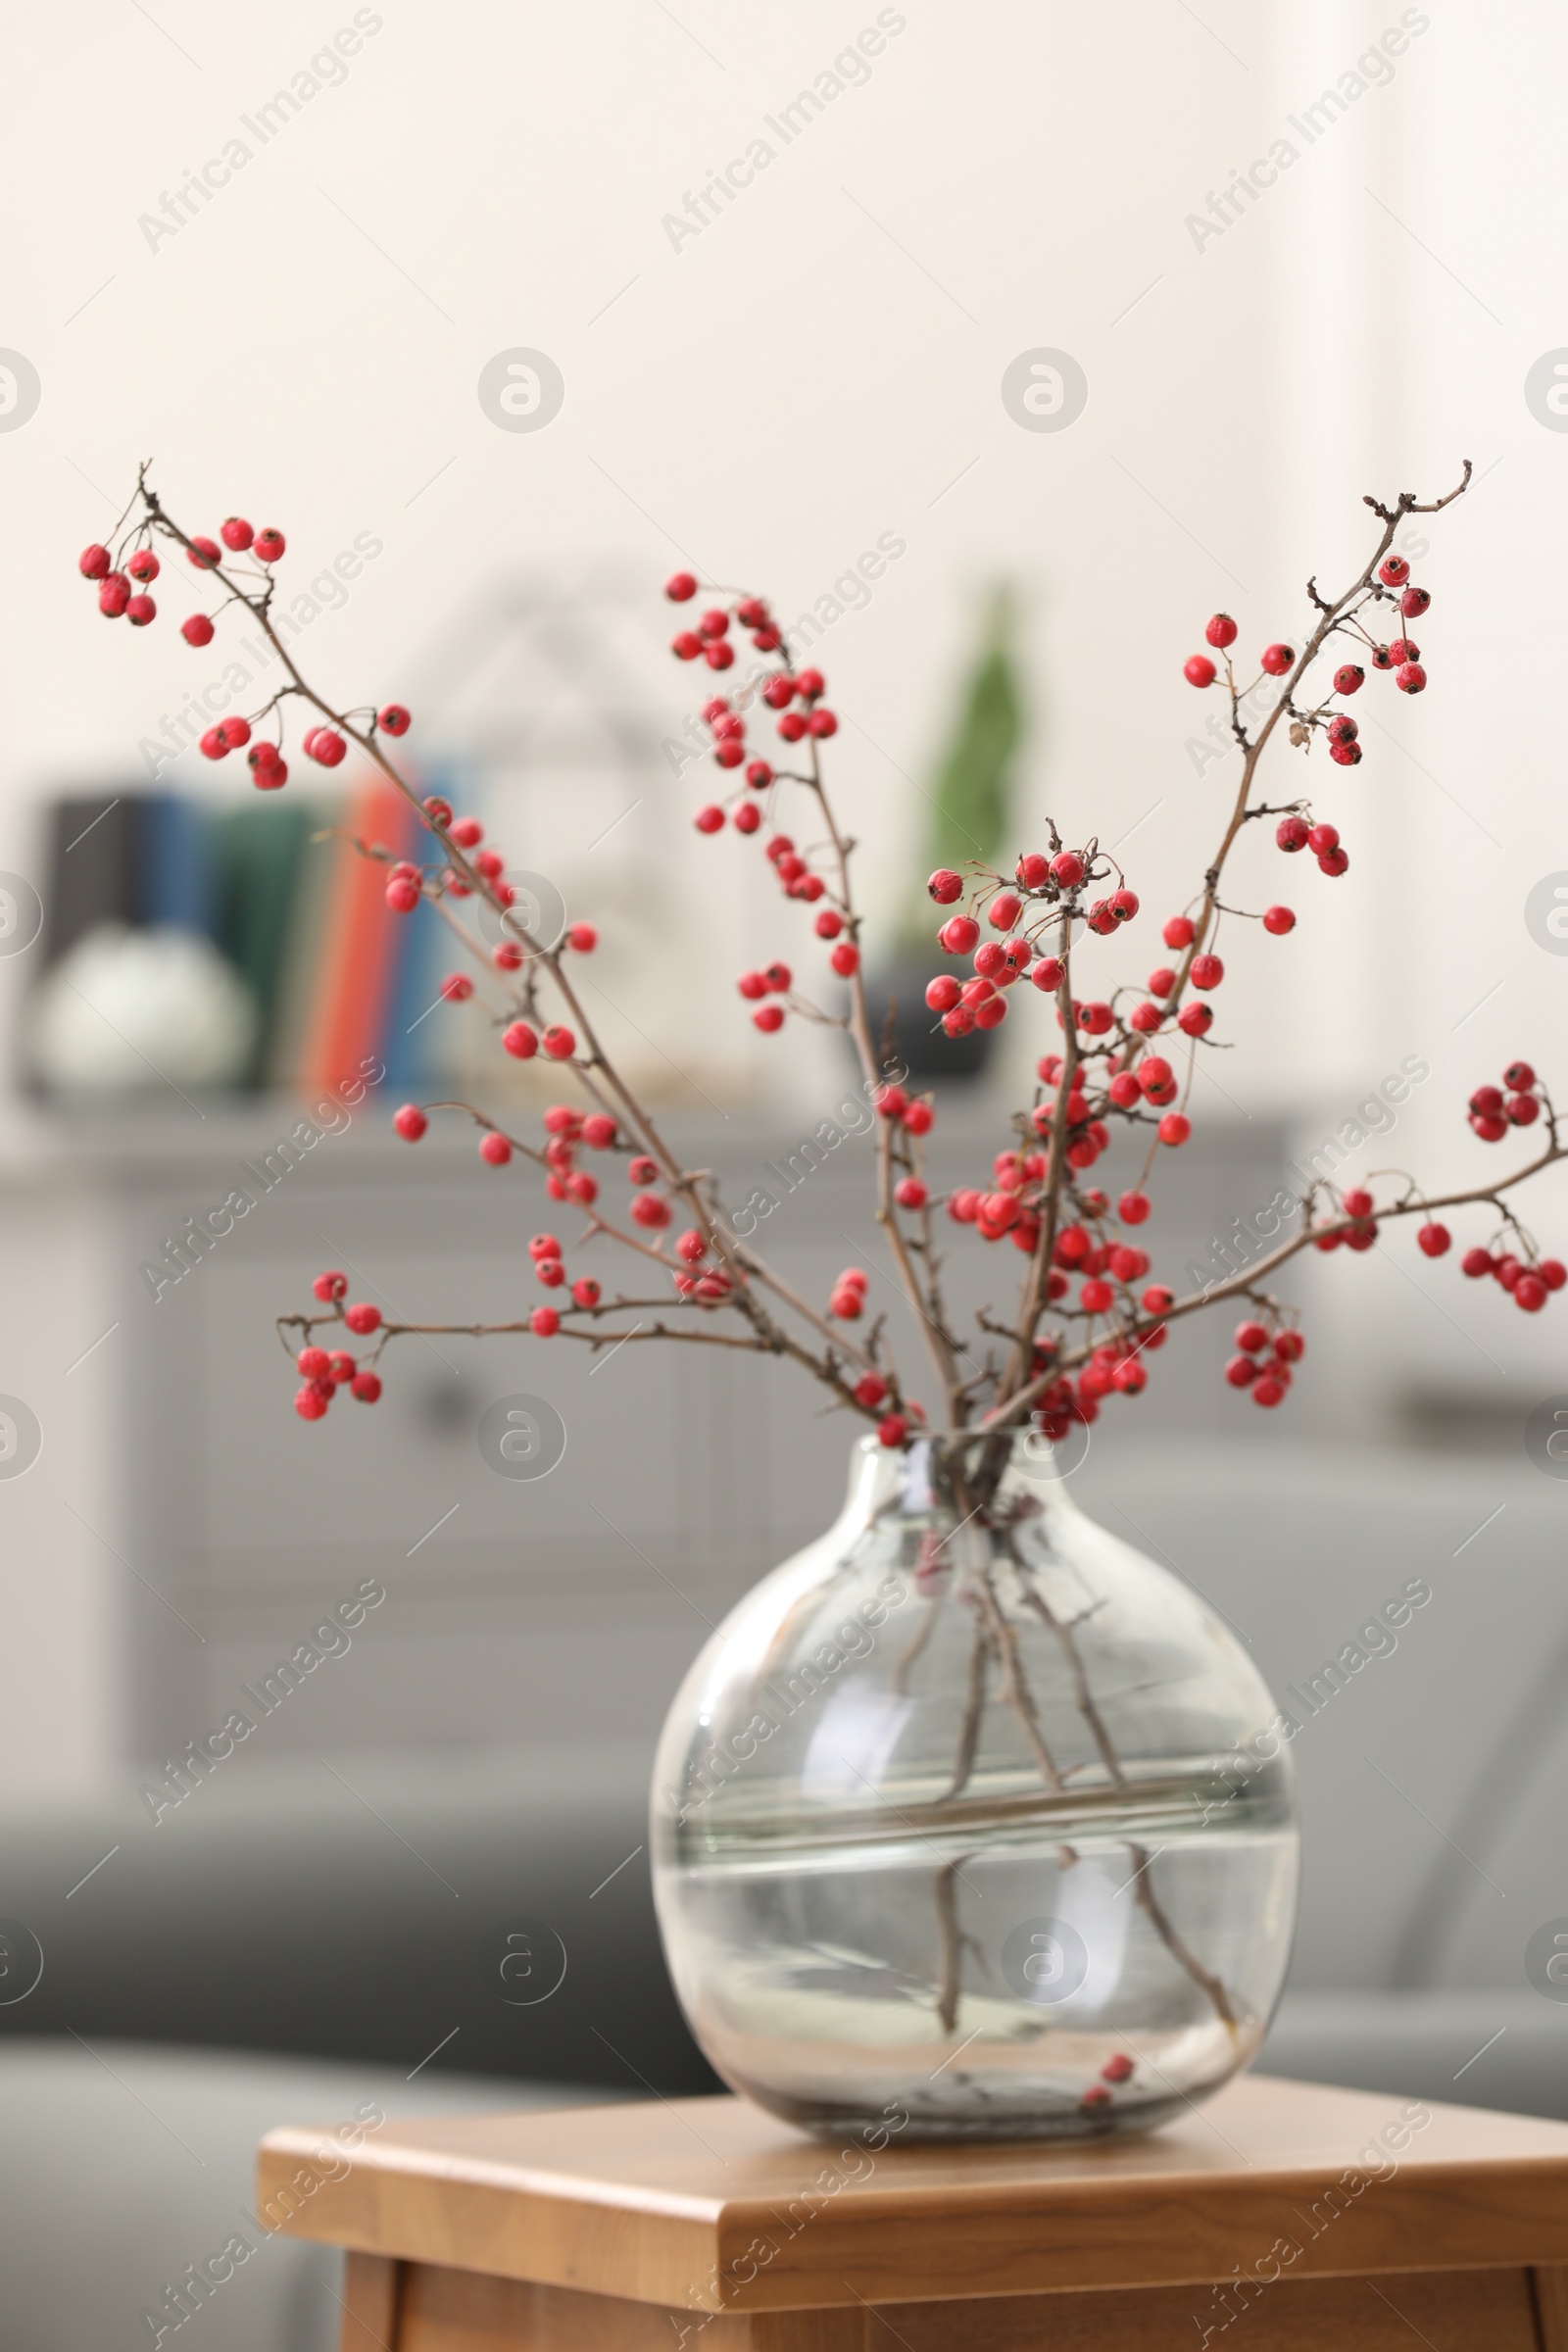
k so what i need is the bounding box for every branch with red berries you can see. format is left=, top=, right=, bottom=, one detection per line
left=77, top=460, right=1565, bottom=1452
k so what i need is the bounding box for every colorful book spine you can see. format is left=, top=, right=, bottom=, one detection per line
left=296, top=776, right=419, bottom=1097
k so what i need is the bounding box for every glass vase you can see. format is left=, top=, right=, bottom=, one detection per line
left=651, top=1430, right=1298, bottom=2141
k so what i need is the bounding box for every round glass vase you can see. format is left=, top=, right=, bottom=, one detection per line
left=652, top=1430, right=1298, bottom=2142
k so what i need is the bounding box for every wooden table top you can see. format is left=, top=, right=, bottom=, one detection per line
left=258, top=2076, right=1568, bottom=2309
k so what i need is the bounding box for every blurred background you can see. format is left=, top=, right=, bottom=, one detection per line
left=2, top=2, right=1568, bottom=2343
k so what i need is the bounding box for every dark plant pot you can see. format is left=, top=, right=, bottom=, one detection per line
left=864, top=957, right=994, bottom=1082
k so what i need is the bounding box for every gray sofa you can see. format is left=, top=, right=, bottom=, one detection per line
left=3, top=1439, right=1566, bottom=2348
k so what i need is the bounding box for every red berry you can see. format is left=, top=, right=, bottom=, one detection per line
left=1272, top=1330, right=1304, bottom=1363
left=530, top=1306, right=560, bottom=1337
left=1516, top=1275, right=1548, bottom=1313
left=127, top=548, right=160, bottom=582
left=1401, top=586, right=1431, bottom=618
left=1251, top=1376, right=1286, bottom=1407
left=377, top=703, right=411, bottom=737
left=754, top=1004, right=784, bottom=1033
left=1184, top=655, right=1217, bottom=688
left=327, top=1352, right=355, bottom=1385
left=1119, top=1191, right=1151, bottom=1225
left=1507, top=1093, right=1541, bottom=1126
left=796, top=667, right=825, bottom=699
left=1108, top=1073, right=1141, bottom=1109
left=1177, top=1002, right=1212, bottom=1037
left=854, top=1374, right=889, bottom=1409
left=694, top=805, right=725, bottom=834
left=310, top=729, right=346, bottom=767
left=385, top=877, right=419, bottom=913
left=829, top=942, right=858, bottom=976
left=1378, top=554, right=1410, bottom=586
left=1263, top=905, right=1296, bottom=935
left=344, top=1301, right=381, bottom=1335
left=528, top=1234, right=562, bottom=1262
left=895, top=1176, right=928, bottom=1209
left=746, top=760, right=773, bottom=790
left=1205, top=613, right=1238, bottom=649
left=479, top=1131, right=513, bottom=1166
left=628, top=1156, right=658, bottom=1185
left=808, top=708, right=838, bottom=738
left=704, top=641, right=734, bottom=670
left=926, top=975, right=961, bottom=1012
left=78, top=543, right=112, bottom=579
left=1317, top=847, right=1349, bottom=878
left=1235, top=1320, right=1269, bottom=1353
left=1542, top=1260, right=1568, bottom=1291
left=877, top=1413, right=908, bottom=1448
left=928, top=868, right=963, bottom=905
left=713, top=740, right=745, bottom=770
left=1162, top=916, right=1195, bottom=949
left=905, top=1101, right=934, bottom=1137
left=987, top=891, right=1023, bottom=931
left=670, top=632, right=702, bottom=661
left=1395, top=662, right=1427, bottom=695
left=1190, top=954, right=1224, bottom=990
left=187, top=537, right=221, bottom=568
left=124, top=593, right=156, bottom=627
left=939, top=915, right=980, bottom=956
left=1225, top=1354, right=1256, bottom=1388
left=1016, top=852, right=1052, bottom=889
left=297, top=1345, right=332, bottom=1380
left=98, top=572, right=131, bottom=617
left=1158, top=1112, right=1191, bottom=1146
left=1110, top=890, right=1139, bottom=923
left=180, top=612, right=216, bottom=648
left=761, top=676, right=795, bottom=710
left=1276, top=816, right=1310, bottom=853
left=1504, top=1060, right=1536, bottom=1091
left=1461, top=1249, right=1495, bottom=1279
left=350, top=1370, right=382, bottom=1402
left=220, top=516, right=254, bottom=551
left=1333, top=662, right=1365, bottom=695
left=631, top=1193, right=672, bottom=1230
left=254, top=528, right=285, bottom=563
left=1328, top=741, right=1363, bottom=767
left=1030, top=956, right=1063, bottom=993
left=1417, top=1223, right=1450, bottom=1257
left=501, top=1021, right=538, bottom=1060
left=1343, top=1189, right=1373, bottom=1217
left=393, top=1104, right=427, bottom=1141
left=1388, top=638, right=1420, bottom=665
left=664, top=571, right=698, bottom=602
left=1260, top=643, right=1295, bottom=675
left=1050, top=853, right=1085, bottom=889
left=295, top=1384, right=329, bottom=1420
left=541, top=1025, right=575, bottom=1059
left=312, top=1270, right=349, bottom=1305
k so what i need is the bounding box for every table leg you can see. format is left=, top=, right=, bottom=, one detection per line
left=336, top=2251, right=402, bottom=2352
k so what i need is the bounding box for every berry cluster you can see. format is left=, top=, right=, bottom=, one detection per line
left=292, top=1273, right=384, bottom=1418
left=1223, top=1319, right=1305, bottom=1408
left=81, top=463, right=1566, bottom=1451
left=80, top=492, right=412, bottom=795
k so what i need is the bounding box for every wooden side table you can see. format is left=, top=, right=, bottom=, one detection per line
left=260, top=2075, right=1568, bottom=2350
